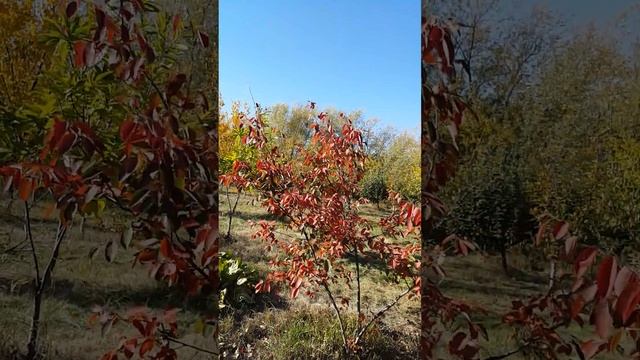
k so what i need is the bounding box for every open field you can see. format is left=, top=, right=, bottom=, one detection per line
left=218, top=190, right=628, bottom=360
left=0, top=199, right=215, bottom=360
left=0, top=191, right=628, bottom=359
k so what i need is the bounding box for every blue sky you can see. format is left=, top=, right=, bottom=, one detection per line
left=220, top=0, right=420, bottom=133
left=220, top=1, right=639, bottom=135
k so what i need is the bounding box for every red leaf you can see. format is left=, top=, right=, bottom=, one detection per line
left=574, top=247, right=598, bottom=279
left=166, top=74, right=187, bottom=96
left=100, top=351, right=117, bottom=360
left=570, top=295, right=585, bottom=320
left=614, top=266, right=634, bottom=296
left=197, top=31, right=209, bottom=48
left=139, top=338, right=154, bottom=357
left=592, top=299, right=612, bottom=339
left=160, top=238, right=171, bottom=258
left=553, top=221, right=569, bottom=239
left=73, top=41, right=87, bottom=68
left=55, top=132, right=76, bottom=154
left=290, top=284, right=300, bottom=298
left=595, top=256, right=617, bottom=300
left=135, top=249, right=157, bottom=265
left=172, top=14, right=181, bottom=33
left=120, top=119, right=135, bottom=141
left=614, top=275, right=640, bottom=324
left=122, top=338, right=137, bottom=359
left=18, top=178, right=34, bottom=201
left=66, top=1, right=77, bottom=17
left=580, top=339, right=606, bottom=359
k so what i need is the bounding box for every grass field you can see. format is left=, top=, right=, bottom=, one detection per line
left=0, top=191, right=628, bottom=359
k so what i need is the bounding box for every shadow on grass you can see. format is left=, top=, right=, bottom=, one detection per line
left=0, top=276, right=216, bottom=314
left=221, top=290, right=289, bottom=325
left=227, top=210, right=283, bottom=223
left=342, top=249, right=392, bottom=273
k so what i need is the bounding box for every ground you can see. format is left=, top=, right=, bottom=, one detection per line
left=0, top=191, right=628, bottom=359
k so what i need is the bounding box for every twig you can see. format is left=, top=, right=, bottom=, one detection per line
left=321, top=280, right=349, bottom=354
left=354, top=241, right=362, bottom=336
left=483, top=346, right=524, bottom=360
left=160, top=331, right=219, bottom=356
left=355, top=284, right=413, bottom=343
left=38, top=222, right=67, bottom=291
left=144, top=72, right=169, bottom=110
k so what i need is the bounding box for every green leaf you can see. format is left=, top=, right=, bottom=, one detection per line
left=120, top=225, right=133, bottom=249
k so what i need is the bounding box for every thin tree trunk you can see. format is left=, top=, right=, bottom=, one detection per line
left=500, top=243, right=510, bottom=276
left=225, top=186, right=241, bottom=241
left=26, top=288, right=43, bottom=360
left=322, top=281, right=348, bottom=355
left=26, top=222, right=67, bottom=359
left=354, top=243, right=362, bottom=336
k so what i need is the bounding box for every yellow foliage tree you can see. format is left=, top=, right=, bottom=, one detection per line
left=0, top=0, right=55, bottom=108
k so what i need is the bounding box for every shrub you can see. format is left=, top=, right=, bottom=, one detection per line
left=219, top=252, right=259, bottom=310
left=443, top=149, right=534, bottom=274
left=360, top=168, right=388, bottom=208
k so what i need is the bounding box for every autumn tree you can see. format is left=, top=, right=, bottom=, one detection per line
left=359, top=159, right=388, bottom=209
left=442, top=146, right=535, bottom=275
left=1, top=0, right=219, bottom=358
left=219, top=101, right=259, bottom=241
left=382, top=133, right=421, bottom=201
left=230, top=106, right=422, bottom=357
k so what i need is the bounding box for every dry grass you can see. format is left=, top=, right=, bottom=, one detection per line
left=0, top=192, right=629, bottom=359
left=0, top=199, right=216, bottom=359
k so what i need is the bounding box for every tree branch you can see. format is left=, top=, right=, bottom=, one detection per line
left=355, top=284, right=413, bottom=343
left=24, top=201, right=41, bottom=285
left=159, top=331, right=219, bottom=356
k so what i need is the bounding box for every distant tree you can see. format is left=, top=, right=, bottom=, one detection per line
left=521, top=29, right=640, bottom=254
left=0, top=0, right=56, bottom=163
left=359, top=161, right=388, bottom=209
left=382, top=133, right=420, bottom=201
left=443, top=148, right=534, bottom=275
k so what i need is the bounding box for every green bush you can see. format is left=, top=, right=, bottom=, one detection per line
left=360, top=170, right=388, bottom=208
left=219, top=252, right=259, bottom=310
left=443, top=149, right=534, bottom=274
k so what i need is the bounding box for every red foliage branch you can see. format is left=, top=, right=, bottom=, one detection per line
left=230, top=107, right=422, bottom=355
left=497, top=218, right=640, bottom=359
left=0, top=1, right=218, bottom=358
left=421, top=11, right=640, bottom=360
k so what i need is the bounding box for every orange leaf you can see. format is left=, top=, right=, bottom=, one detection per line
left=172, top=14, right=181, bottom=33
left=160, top=238, right=171, bottom=258
left=18, top=178, right=34, bottom=201
left=73, top=41, right=87, bottom=68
